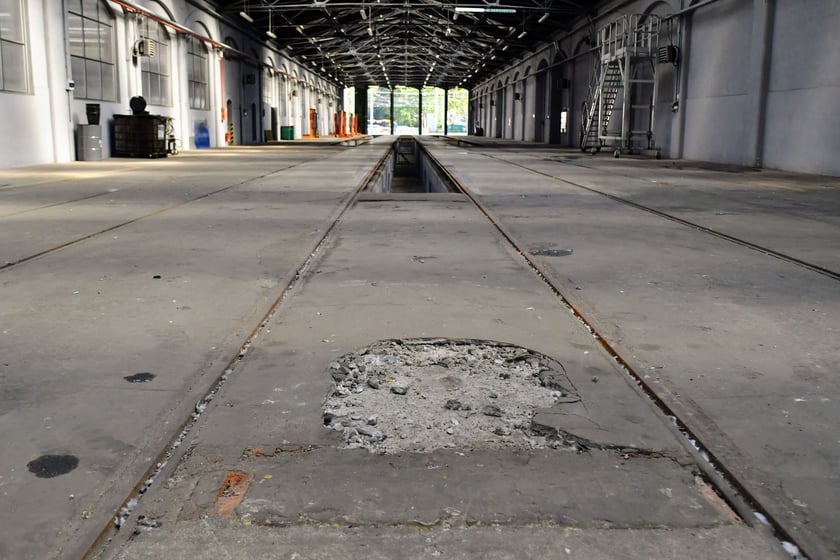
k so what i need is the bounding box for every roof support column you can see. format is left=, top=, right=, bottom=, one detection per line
left=417, top=88, right=423, bottom=134
left=444, top=89, right=449, bottom=136
left=390, top=88, right=395, bottom=134
left=355, top=86, right=368, bottom=134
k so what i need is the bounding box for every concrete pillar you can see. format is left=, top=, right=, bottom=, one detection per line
left=674, top=12, right=692, bottom=159
left=355, top=86, right=368, bottom=134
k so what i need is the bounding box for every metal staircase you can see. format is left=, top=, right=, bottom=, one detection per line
left=579, top=14, right=661, bottom=157
left=580, top=61, right=623, bottom=153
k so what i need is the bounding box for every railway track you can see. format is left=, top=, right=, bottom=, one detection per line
left=457, top=143, right=840, bottom=283
left=420, top=143, right=808, bottom=558
left=0, top=151, right=339, bottom=273
left=85, top=138, right=808, bottom=560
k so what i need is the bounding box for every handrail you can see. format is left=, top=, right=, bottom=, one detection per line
left=598, top=14, right=660, bottom=60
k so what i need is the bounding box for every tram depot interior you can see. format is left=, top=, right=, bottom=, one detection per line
left=1, top=1, right=839, bottom=560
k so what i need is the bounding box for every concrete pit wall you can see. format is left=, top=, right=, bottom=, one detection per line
left=366, top=139, right=455, bottom=194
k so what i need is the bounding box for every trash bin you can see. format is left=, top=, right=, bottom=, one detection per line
left=77, top=124, right=102, bottom=161
left=194, top=122, right=210, bottom=149
left=280, top=126, right=294, bottom=140
left=85, top=103, right=101, bottom=125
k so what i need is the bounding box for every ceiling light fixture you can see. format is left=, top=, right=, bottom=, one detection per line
left=360, top=8, right=367, bottom=19
left=455, top=6, right=516, bottom=13
left=538, top=13, right=549, bottom=23
left=239, top=11, right=253, bottom=23
left=517, top=30, right=527, bottom=39
left=266, top=9, right=276, bottom=39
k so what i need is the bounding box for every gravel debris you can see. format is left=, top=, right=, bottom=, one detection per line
left=323, top=339, right=581, bottom=453
left=481, top=405, right=504, bottom=417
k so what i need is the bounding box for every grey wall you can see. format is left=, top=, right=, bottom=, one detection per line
left=472, top=0, right=839, bottom=176
left=762, top=0, right=840, bottom=175
left=682, top=0, right=754, bottom=164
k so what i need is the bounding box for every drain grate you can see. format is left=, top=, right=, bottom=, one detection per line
left=323, top=339, right=580, bottom=454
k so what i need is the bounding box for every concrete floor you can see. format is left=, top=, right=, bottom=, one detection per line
left=1, top=139, right=837, bottom=559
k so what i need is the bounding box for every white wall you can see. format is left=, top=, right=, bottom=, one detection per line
left=0, top=1, right=67, bottom=167
left=0, top=0, right=339, bottom=168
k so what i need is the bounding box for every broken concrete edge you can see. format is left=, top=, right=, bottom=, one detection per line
left=116, top=521, right=792, bottom=560
left=324, top=338, right=588, bottom=454
left=80, top=160, right=387, bottom=560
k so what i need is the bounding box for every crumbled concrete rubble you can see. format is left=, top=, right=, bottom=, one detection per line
left=323, top=339, right=582, bottom=453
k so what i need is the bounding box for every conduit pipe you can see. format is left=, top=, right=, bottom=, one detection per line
left=663, top=0, right=726, bottom=20
left=109, top=0, right=231, bottom=51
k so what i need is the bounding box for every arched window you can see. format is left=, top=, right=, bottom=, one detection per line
left=187, top=37, right=209, bottom=110
left=67, top=0, right=116, bottom=100
left=140, top=20, right=171, bottom=106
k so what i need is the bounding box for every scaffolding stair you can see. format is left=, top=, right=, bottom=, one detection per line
left=580, top=61, right=623, bottom=153
left=580, top=13, right=662, bottom=157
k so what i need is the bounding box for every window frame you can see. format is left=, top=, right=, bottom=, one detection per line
left=139, top=20, right=171, bottom=107
left=187, top=37, right=210, bottom=110
left=67, top=0, right=118, bottom=101
left=0, top=0, right=29, bottom=93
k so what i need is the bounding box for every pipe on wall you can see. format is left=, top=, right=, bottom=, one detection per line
left=664, top=0, right=726, bottom=20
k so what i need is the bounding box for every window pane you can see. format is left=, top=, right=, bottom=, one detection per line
left=150, top=73, right=160, bottom=104
left=71, top=56, right=86, bottom=98
left=101, top=62, right=115, bottom=100
left=99, top=23, right=113, bottom=63
left=66, top=0, right=82, bottom=13
left=85, top=58, right=101, bottom=100
left=158, top=43, right=169, bottom=74
left=82, top=0, right=98, bottom=16
left=67, top=14, right=84, bottom=57
left=0, top=0, right=23, bottom=42
left=160, top=75, right=170, bottom=105
left=1, top=41, right=25, bottom=91
left=83, top=20, right=100, bottom=60
left=142, top=70, right=150, bottom=98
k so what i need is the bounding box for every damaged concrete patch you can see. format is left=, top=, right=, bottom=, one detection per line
left=323, top=339, right=586, bottom=453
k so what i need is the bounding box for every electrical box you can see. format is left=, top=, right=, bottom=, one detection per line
left=137, top=39, right=156, bottom=57
left=657, top=45, right=678, bottom=64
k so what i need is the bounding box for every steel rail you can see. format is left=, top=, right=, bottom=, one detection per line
left=82, top=141, right=397, bottom=559
left=418, top=138, right=810, bottom=560
left=0, top=154, right=337, bottom=274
